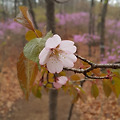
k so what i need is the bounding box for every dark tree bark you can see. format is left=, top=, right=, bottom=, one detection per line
left=1, top=0, right=7, bottom=21
left=14, top=0, right=17, bottom=17
left=67, top=103, right=74, bottom=120
left=100, top=0, right=109, bottom=55
left=22, top=0, right=27, bottom=5
left=28, top=0, right=38, bottom=29
left=45, top=0, right=55, bottom=33
left=49, top=89, right=58, bottom=120
left=88, top=0, right=95, bottom=56
left=45, top=0, right=58, bottom=120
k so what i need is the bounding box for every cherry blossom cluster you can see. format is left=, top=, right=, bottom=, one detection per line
left=39, top=34, right=77, bottom=89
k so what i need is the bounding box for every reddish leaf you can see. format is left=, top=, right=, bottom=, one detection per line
left=17, top=52, right=38, bottom=99
left=14, top=6, right=35, bottom=31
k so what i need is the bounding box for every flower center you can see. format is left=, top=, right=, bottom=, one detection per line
left=51, top=48, right=59, bottom=56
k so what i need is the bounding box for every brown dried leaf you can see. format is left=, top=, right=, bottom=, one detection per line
left=17, top=52, right=38, bottom=99
left=14, top=6, right=35, bottom=31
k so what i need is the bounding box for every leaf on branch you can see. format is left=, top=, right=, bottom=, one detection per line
left=32, top=85, right=42, bottom=98
left=23, top=31, right=53, bottom=63
left=91, top=68, right=101, bottom=76
left=102, top=79, right=112, bottom=98
left=112, top=76, right=120, bottom=97
left=79, top=90, right=87, bottom=103
left=80, top=61, right=90, bottom=69
left=17, top=52, right=38, bottom=100
left=91, top=83, right=99, bottom=99
left=70, top=74, right=80, bottom=81
left=48, top=73, right=54, bottom=82
left=25, top=30, right=42, bottom=41
left=14, top=6, right=35, bottom=31
left=72, top=87, right=87, bottom=103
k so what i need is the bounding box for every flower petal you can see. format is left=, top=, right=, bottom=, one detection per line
left=59, top=52, right=74, bottom=68
left=53, top=82, right=62, bottom=89
left=47, top=56, right=63, bottom=73
left=39, top=48, right=52, bottom=65
left=57, top=76, right=68, bottom=85
left=45, top=34, right=61, bottom=48
left=66, top=54, right=77, bottom=62
left=59, top=40, right=77, bottom=53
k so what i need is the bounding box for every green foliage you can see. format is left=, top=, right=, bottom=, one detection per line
left=112, top=76, right=120, bottom=97
left=23, top=31, right=53, bottom=63
left=111, top=69, right=120, bottom=97
left=32, top=85, right=42, bottom=98
left=91, top=83, right=99, bottom=99
left=103, top=79, right=112, bottom=97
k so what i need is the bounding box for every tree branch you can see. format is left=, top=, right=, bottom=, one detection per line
left=64, top=54, right=120, bottom=79
left=54, top=0, right=70, bottom=4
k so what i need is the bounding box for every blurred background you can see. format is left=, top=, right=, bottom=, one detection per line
left=0, top=0, right=120, bottom=120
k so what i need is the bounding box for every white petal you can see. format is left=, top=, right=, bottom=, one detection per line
left=45, top=34, right=61, bottom=48
left=53, top=82, right=62, bottom=89
left=66, top=54, right=77, bottom=62
left=59, top=52, right=74, bottom=68
left=59, top=40, right=77, bottom=53
left=47, top=56, right=63, bottom=73
left=57, top=76, right=68, bottom=85
left=39, top=48, right=51, bottom=65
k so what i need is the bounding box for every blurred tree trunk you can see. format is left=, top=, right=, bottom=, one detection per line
left=45, top=1, right=58, bottom=120
left=22, top=0, right=27, bottom=5
left=88, top=0, right=95, bottom=56
left=1, top=0, right=6, bottom=21
left=28, top=0, right=38, bottom=29
left=100, top=0, right=109, bottom=56
left=14, top=0, right=17, bottom=17
left=45, top=0, right=55, bottom=33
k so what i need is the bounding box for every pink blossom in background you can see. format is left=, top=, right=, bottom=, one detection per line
left=73, top=35, right=84, bottom=43
left=112, top=48, right=115, bottom=52
left=0, top=30, right=4, bottom=39
left=100, top=60, right=108, bottom=64
left=56, top=12, right=89, bottom=26
left=73, top=33, right=100, bottom=44
left=108, top=55, right=116, bottom=61
left=39, top=34, right=77, bottom=73
left=53, top=76, right=68, bottom=89
left=117, top=45, right=120, bottom=49
left=0, top=19, right=28, bottom=34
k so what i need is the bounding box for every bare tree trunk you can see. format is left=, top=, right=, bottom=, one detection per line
left=45, top=0, right=55, bottom=33
left=22, top=0, right=27, bottom=5
left=1, top=0, right=6, bottom=21
left=14, top=0, right=17, bottom=17
left=28, top=0, right=38, bottom=29
left=100, top=0, right=109, bottom=56
left=45, top=0, right=58, bottom=120
left=88, top=0, right=95, bottom=56
left=67, top=103, right=74, bottom=120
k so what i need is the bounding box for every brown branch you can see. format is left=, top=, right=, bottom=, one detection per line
left=54, top=0, right=70, bottom=4
left=64, top=54, right=120, bottom=79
